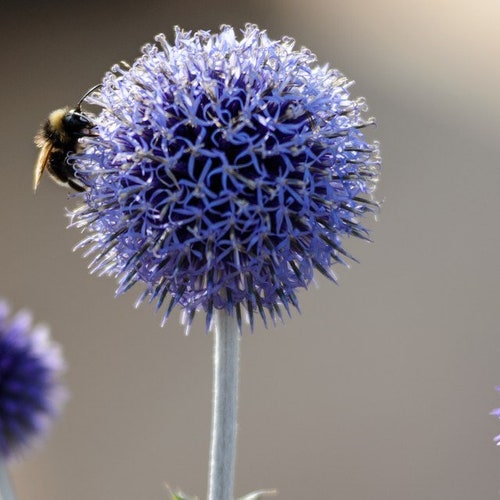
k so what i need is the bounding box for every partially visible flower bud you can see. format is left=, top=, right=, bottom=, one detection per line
left=0, top=300, right=66, bottom=459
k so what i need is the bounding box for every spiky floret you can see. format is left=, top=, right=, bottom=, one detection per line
left=70, top=24, right=381, bottom=331
left=0, top=301, right=65, bottom=459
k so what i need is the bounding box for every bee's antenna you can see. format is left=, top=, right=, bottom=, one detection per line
left=76, top=83, right=103, bottom=110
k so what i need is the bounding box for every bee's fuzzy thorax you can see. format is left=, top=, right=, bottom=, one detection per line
left=34, top=94, right=95, bottom=193
left=46, top=108, right=70, bottom=142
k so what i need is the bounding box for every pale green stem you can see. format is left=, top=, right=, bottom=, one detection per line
left=207, top=310, right=241, bottom=500
left=0, top=459, right=16, bottom=500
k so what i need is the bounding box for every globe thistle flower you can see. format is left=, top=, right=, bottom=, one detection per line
left=491, top=387, right=500, bottom=445
left=0, top=300, right=66, bottom=459
left=70, top=24, right=381, bottom=330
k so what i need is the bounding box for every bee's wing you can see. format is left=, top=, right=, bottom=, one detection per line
left=33, top=142, right=53, bottom=192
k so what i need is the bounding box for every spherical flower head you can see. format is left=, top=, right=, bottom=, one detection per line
left=492, top=387, right=500, bottom=445
left=71, top=24, right=381, bottom=331
left=0, top=301, right=66, bottom=460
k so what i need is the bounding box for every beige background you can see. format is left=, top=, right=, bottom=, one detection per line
left=1, top=0, right=500, bottom=498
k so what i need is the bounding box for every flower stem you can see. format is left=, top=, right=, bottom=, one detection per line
left=0, top=459, right=16, bottom=500
left=207, top=310, right=241, bottom=500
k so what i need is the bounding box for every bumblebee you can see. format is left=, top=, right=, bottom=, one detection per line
left=34, top=84, right=101, bottom=192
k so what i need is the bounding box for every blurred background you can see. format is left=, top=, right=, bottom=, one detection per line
left=1, top=0, right=500, bottom=498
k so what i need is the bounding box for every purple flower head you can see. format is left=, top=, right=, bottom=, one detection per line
left=0, top=301, right=66, bottom=459
left=70, top=24, right=381, bottom=331
left=491, top=387, right=500, bottom=445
